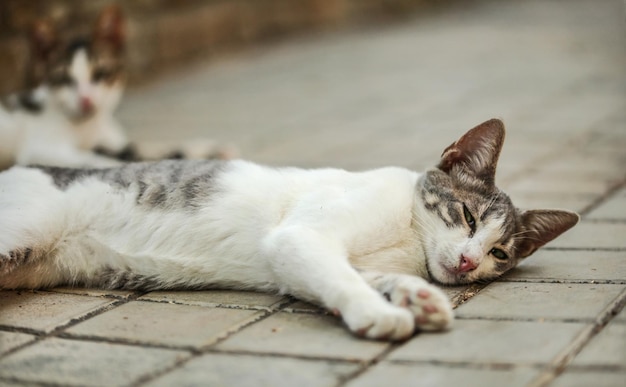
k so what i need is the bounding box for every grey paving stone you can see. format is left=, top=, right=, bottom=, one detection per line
left=0, top=338, right=187, bottom=387
left=455, top=283, right=625, bottom=321
left=48, top=287, right=136, bottom=299
left=345, top=362, right=538, bottom=387
left=139, top=290, right=287, bottom=310
left=388, top=319, right=585, bottom=364
left=508, top=193, right=595, bottom=214
left=505, top=174, right=613, bottom=197
left=550, top=222, right=626, bottom=249
left=570, top=323, right=626, bottom=367
left=614, top=307, right=626, bottom=324
left=283, top=300, right=328, bottom=314
left=551, top=370, right=626, bottom=387
left=0, top=332, right=36, bottom=356
left=66, top=301, right=263, bottom=348
left=0, top=379, right=42, bottom=387
left=504, top=250, right=626, bottom=283
left=0, top=291, right=115, bottom=333
left=215, top=312, right=389, bottom=361
left=147, top=353, right=360, bottom=387
left=586, top=189, right=626, bottom=220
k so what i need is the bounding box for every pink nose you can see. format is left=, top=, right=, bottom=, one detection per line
left=459, top=255, right=478, bottom=272
left=80, top=97, right=94, bottom=113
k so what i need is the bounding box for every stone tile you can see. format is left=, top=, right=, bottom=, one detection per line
left=550, top=222, right=626, bottom=249
left=0, top=379, right=42, bottom=387
left=215, top=312, right=389, bottom=361
left=48, top=287, right=136, bottom=299
left=148, top=353, right=359, bottom=387
left=346, top=362, right=538, bottom=387
left=586, top=189, right=626, bottom=220
left=139, top=290, right=287, bottom=310
left=440, top=285, right=467, bottom=300
left=551, top=370, right=626, bottom=387
left=0, top=331, right=36, bottom=356
left=504, top=250, right=626, bottom=283
left=0, top=291, right=115, bottom=333
left=505, top=174, right=613, bottom=197
left=0, top=338, right=187, bottom=386
left=389, top=319, right=585, bottom=364
left=455, top=283, right=625, bottom=321
left=283, top=300, right=328, bottom=314
left=614, top=307, right=626, bottom=324
left=66, top=301, right=263, bottom=348
left=571, top=323, right=626, bottom=367
left=507, top=192, right=595, bottom=214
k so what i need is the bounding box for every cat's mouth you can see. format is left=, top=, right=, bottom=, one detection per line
left=435, top=262, right=471, bottom=285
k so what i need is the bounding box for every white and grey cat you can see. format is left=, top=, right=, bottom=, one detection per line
left=0, top=119, right=578, bottom=340
left=0, top=5, right=234, bottom=170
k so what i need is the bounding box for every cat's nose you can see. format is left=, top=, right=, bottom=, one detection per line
left=80, top=97, right=94, bottom=114
left=459, top=255, right=478, bottom=272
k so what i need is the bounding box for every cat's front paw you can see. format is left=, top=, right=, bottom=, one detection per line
left=341, top=299, right=414, bottom=341
left=385, top=277, right=453, bottom=332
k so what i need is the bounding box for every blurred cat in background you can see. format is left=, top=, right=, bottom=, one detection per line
left=0, top=5, right=236, bottom=170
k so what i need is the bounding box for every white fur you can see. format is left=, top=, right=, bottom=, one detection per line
left=0, top=161, right=457, bottom=339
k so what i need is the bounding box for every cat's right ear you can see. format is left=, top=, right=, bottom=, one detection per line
left=94, top=4, right=125, bottom=52
left=515, top=209, right=579, bottom=258
left=437, top=118, right=505, bottom=185
left=30, top=19, right=58, bottom=60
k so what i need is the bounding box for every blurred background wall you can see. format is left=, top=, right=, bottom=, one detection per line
left=0, top=0, right=450, bottom=95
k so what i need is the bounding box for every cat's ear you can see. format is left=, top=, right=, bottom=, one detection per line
left=437, top=118, right=505, bottom=185
left=30, top=19, right=58, bottom=60
left=515, top=210, right=579, bottom=258
left=94, top=4, right=125, bottom=52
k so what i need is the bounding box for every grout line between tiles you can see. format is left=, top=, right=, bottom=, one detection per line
left=527, top=287, right=626, bottom=387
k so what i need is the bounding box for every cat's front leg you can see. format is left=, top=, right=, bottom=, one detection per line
left=263, top=225, right=414, bottom=341
left=360, top=272, right=454, bottom=332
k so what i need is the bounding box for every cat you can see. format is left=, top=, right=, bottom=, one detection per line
left=0, top=119, right=579, bottom=340
left=0, top=5, right=235, bottom=171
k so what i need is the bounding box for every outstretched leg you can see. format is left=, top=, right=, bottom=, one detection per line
left=263, top=225, right=415, bottom=340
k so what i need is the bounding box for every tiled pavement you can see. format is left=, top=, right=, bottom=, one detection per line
left=1, top=0, right=625, bottom=386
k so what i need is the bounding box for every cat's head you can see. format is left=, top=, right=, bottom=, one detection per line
left=24, top=5, right=126, bottom=121
left=418, top=119, right=579, bottom=285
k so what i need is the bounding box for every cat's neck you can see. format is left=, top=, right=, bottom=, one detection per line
left=410, top=177, right=433, bottom=281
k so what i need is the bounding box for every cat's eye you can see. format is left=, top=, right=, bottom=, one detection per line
left=490, top=248, right=508, bottom=260
left=463, top=204, right=476, bottom=229
left=92, top=68, right=114, bottom=82
left=49, top=72, right=74, bottom=87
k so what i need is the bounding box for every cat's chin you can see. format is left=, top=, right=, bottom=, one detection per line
left=427, top=259, right=472, bottom=286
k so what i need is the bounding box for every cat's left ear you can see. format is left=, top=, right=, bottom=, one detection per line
left=94, top=4, right=125, bottom=52
left=438, top=118, right=505, bottom=185
left=515, top=210, right=579, bottom=258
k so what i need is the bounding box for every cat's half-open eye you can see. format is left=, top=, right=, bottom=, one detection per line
left=463, top=204, right=476, bottom=230
left=92, top=67, right=115, bottom=82
left=49, top=71, right=74, bottom=87
left=490, top=248, right=508, bottom=260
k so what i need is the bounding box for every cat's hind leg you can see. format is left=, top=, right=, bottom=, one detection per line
left=360, top=272, right=454, bottom=331
left=0, top=167, right=67, bottom=288
left=263, top=225, right=415, bottom=341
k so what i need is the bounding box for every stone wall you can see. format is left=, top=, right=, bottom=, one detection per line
left=0, top=0, right=447, bottom=94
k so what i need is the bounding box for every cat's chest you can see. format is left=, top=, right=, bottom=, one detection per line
left=289, top=168, right=424, bottom=273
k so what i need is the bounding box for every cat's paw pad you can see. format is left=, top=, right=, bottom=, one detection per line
left=342, top=300, right=414, bottom=341
left=386, top=279, right=453, bottom=332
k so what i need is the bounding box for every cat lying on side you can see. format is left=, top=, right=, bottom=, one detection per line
left=0, top=5, right=235, bottom=170
left=0, top=119, right=578, bottom=340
